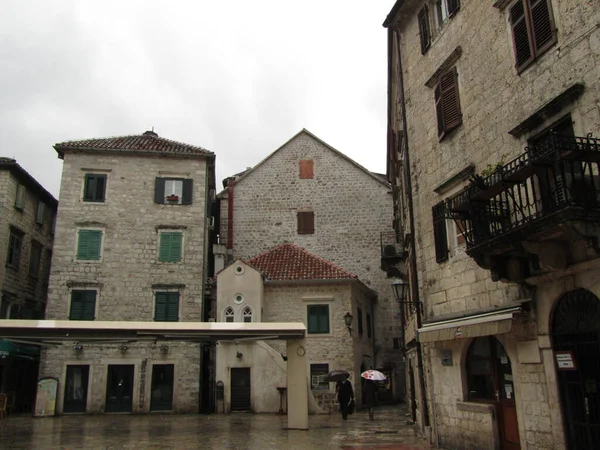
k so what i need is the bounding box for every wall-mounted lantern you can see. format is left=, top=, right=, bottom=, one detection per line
left=343, top=312, right=354, bottom=336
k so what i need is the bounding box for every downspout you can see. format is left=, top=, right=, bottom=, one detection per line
left=390, top=26, right=431, bottom=430
left=227, top=178, right=234, bottom=255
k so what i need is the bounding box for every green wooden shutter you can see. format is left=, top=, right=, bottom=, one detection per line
left=155, top=292, right=167, bottom=321
left=82, top=291, right=96, bottom=320
left=154, top=178, right=165, bottom=204
left=181, top=179, right=193, bottom=204
left=70, top=291, right=83, bottom=320
left=77, top=230, right=89, bottom=259
left=166, top=293, right=180, bottom=321
left=88, top=230, right=102, bottom=260
left=159, top=233, right=172, bottom=262
left=170, top=233, right=182, bottom=262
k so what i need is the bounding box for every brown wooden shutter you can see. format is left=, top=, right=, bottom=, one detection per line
left=299, top=160, right=314, bottom=179
left=297, top=211, right=314, bottom=235
left=530, top=0, right=556, bottom=55
left=447, top=0, right=460, bottom=17
left=432, top=202, right=448, bottom=263
left=418, top=6, right=431, bottom=55
left=510, top=0, right=534, bottom=71
left=436, top=67, right=462, bottom=140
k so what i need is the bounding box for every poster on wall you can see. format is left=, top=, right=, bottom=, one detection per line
left=34, top=377, right=59, bottom=417
left=555, top=351, right=576, bottom=370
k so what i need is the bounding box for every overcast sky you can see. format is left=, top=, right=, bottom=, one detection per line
left=1, top=1, right=394, bottom=198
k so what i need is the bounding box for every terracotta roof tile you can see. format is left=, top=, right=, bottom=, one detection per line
left=246, top=243, right=357, bottom=281
left=54, top=131, right=213, bottom=157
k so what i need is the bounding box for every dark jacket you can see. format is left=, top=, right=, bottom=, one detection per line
left=337, top=379, right=354, bottom=403
left=363, top=380, right=377, bottom=407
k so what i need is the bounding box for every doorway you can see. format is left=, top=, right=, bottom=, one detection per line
left=150, top=364, right=174, bottom=412
left=230, top=367, right=251, bottom=411
left=105, top=365, right=134, bottom=413
left=64, top=365, right=89, bottom=413
left=466, top=337, right=521, bottom=450
left=552, top=289, right=600, bottom=449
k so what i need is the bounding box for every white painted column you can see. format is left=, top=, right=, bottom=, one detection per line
left=286, top=338, right=308, bottom=430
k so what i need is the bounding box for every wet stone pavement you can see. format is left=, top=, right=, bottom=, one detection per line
left=0, top=404, right=433, bottom=450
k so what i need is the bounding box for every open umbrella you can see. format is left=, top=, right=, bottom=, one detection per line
left=361, top=370, right=387, bottom=381
left=326, top=370, right=349, bottom=382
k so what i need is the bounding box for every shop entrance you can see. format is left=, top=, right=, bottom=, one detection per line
left=150, top=364, right=174, bottom=411
left=105, top=364, right=134, bottom=413
left=64, top=365, right=89, bottom=413
left=552, top=289, right=600, bottom=449
left=466, top=337, right=521, bottom=450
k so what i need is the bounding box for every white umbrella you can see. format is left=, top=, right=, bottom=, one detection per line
left=361, top=370, right=387, bottom=381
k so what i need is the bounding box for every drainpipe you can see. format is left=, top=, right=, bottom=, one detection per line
left=227, top=178, right=234, bottom=258
left=390, top=26, right=431, bottom=430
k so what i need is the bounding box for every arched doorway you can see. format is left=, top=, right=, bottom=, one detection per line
left=551, top=289, right=600, bottom=449
left=466, top=337, right=521, bottom=450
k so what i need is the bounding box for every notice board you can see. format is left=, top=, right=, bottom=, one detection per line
left=34, top=377, right=59, bottom=417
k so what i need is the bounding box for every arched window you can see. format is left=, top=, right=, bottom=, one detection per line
left=224, top=306, right=234, bottom=323
left=242, top=306, right=252, bottom=323
left=466, top=337, right=495, bottom=401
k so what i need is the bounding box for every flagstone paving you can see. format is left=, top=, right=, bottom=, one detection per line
left=0, top=404, right=434, bottom=449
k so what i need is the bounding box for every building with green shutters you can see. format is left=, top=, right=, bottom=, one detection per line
left=39, top=131, right=216, bottom=414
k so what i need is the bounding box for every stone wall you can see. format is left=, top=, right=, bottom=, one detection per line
left=0, top=167, right=56, bottom=313
left=219, top=131, right=403, bottom=395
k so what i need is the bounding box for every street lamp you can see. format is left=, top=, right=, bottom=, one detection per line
left=343, top=312, right=354, bottom=336
left=391, top=278, right=422, bottom=313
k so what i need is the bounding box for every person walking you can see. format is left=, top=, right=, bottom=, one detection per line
left=363, top=379, right=377, bottom=420
left=337, top=375, right=354, bottom=420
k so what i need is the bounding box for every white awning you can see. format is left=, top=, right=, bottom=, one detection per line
left=418, top=306, right=522, bottom=343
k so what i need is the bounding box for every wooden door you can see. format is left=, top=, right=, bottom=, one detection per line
left=230, top=368, right=251, bottom=411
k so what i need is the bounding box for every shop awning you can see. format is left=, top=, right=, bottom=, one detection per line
left=417, top=306, right=523, bottom=343
left=0, top=339, right=41, bottom=359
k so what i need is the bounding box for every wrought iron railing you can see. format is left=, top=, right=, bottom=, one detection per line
left=445, top=134, right=600, bottom=251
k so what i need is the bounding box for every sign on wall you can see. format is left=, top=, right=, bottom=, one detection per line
left=555, top=351, right=576, bottom=370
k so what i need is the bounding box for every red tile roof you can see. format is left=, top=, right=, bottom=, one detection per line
left=54, top=131, right=213, bottom=158
left=247, top=243, right=357, bottom=281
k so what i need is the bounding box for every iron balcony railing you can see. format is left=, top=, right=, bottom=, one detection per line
left=445, top=133, right=600, bottom=252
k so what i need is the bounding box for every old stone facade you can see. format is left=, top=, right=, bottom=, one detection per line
left=218, top=129, right=403, bottom=400
left=0, top=157, right=57, bottom=407
left=214, top=244, right=376, bottom=414
left=40, top=132, right=215, bottom=414
left=384, top=1, right=600, bottom=449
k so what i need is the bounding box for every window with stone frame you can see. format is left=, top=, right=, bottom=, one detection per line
left=154, top=177, right=193, bottom=205
left=224, top=306, right=235, bottom=323
left=242, top=306, right=252, bottom=323
left=154, top=292, right=180, bottom=322
left=76, top=229, right=102, bottom=261
left=83, top=173, right=107, bottom=202
left=310, top=363, right=329, bottom=391
left=432, top=202, right=448, bottom=263
left=509, top=0, right=557, bottom=74
left=434, top=0, right=460, bottom=28
left=36, top=201, right=45, bottom=225
left=418, top=5, right=431, bottom=55
left=6, top=227, right=24, bottom=269
left=307, top=304, right=329, bottom=334
left=158, top=231, right=183, bottom=263
left=15, top=183, right=25, bottom=210
left=69, top=290, right=97, bottom=321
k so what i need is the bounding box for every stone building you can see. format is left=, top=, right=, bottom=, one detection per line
left=383, top=1, right=599, bottom=449
left=214, top=243, right=375, bottom=413
left=216, top=129, right=403, bottom=400
left=39, top=131, right=216, bottom=414
left=0, top=157, right=57, bottom=410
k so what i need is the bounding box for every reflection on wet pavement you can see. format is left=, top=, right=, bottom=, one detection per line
left=0, top=404, right=433, bottom=449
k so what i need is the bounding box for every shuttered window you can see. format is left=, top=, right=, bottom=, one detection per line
left=357, top=307, right=364, bottom=337
left=297, top=211, right=315, bottom=235
left=434, top=67, right=462, bottom=140
left=446, top=0, right=460, bottom=17
left=15, top=184, right=25, bottom=210
left=432, top=201, right=449, bottom=263
left=154, top=292, right=180, bottom=322
left=36, top=202, right=45, bottom=225
left=418, top=6, right=431, bottom=55
left=307, top=304, right=329, bottom=334
left=70, top=290, right=96, bottom=320
left=7, top=228, right=23, bottom=269
left=299, top=160, right=314, bottom=179
left=29, top=241, right=43, bottom=277
left=76, top=230, right=102, bottom=260
left=159, top=232, right=182, bottom=262
left=510, top=0, right=556, bottom=73
left=154, top=178, right=193, bottom=204
left=83, top=174, right=107, bottom=202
